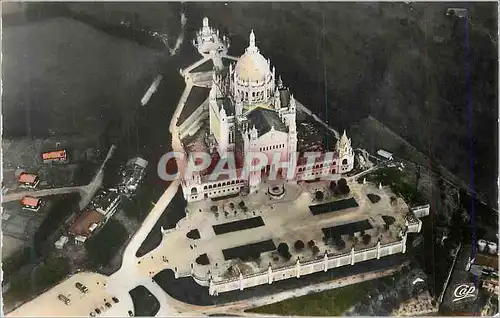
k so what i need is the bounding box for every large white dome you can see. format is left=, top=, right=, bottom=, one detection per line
left=234, top=30, right=270, bottom=83
left=235, top=52, right=270, bottom=83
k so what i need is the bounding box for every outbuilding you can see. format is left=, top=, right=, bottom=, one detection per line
left=376, top=149, right=393, bottom=161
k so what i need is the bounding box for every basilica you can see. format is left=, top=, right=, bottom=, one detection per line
left=180, top=18, right=355, bottom=203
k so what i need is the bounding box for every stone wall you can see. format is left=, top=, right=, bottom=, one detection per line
left=200, top=236, right=408, bottom=295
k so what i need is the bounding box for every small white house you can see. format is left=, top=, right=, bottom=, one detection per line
left=75, top=235, right=87, bottom=245
left=55, top=236, right=69, bottom=250
left=377, top=149, right=393, bottom=161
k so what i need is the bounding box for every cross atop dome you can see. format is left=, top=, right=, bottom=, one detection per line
left=246, top=29, right=259, bottom=54
left=203, top=17, right=209, bottom=28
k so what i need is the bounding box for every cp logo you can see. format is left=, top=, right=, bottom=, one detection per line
left=453, top=283, right=476, bottom=302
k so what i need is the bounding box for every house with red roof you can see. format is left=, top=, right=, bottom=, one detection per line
left=21, top=196, right=41, bottom=211
left=18, top=173, right=40, bottom=189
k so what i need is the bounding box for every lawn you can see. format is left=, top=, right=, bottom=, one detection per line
left=85, top=218, right=128, bottom=269
left=3, top=253, right=71, bottom=307
left=248, top=281, right=371, bottom=316
left=365, top=167, right=426, bottom=206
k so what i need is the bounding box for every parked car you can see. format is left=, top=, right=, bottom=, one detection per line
left=58, top=294, right=70, bottom=305
left=76, top=282, right=89, bottom=293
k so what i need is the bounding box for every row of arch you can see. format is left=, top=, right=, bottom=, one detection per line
left=296, top=158, right=348, bottom=172
left=260, top=144, right=285, bottom=152
left=202, top=179, right=244, bottom=191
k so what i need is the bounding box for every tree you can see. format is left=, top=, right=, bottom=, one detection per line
left=329, top=181, right=337, bottom=191
left=210, top=205, right=218, bottom=212
left=308, top=240, right=315, bottom=248
left=277, top=243, right=291, bottom=260
left=229, top=202, right=235, bottom=209
left=315, top=191, right=324, bottom=201
left=312, top=246, right=320, bottom=255
left=239, top=201, right=245, bottom=208
left=337, top=178, right=350, bottom=194
left=294, top=240, right=305, bottom=251
left=338, top=178, right=347, bottom=188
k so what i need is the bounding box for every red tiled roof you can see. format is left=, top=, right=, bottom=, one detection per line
left=21, top=196, right=40, bottom=207
left=18, top=173, right=37, bottom=184
left=68, top=210, right=104, bottom=237
left=42, top=150, right=67, bottom=160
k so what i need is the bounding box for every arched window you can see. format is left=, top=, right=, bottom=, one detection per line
left=208, top=184, right=212, bottom=189
left=342, top=159, right=348, bottom=165
left=191, top=188, right=197, bottom=195
left=204, top=185, right=207, bottom=190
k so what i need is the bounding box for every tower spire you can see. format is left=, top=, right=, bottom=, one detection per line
left=249, top=29, right=256, bottom=48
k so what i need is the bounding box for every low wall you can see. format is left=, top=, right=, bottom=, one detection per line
left=201, top=236, right=407, bottom=295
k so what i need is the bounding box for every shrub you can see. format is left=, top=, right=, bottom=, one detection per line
left=229, top=202, right=235, bottom=209
left=294, top=240, right=305, bottom=251
left=362, top=234, right=371, bottom=245
left=315, top=191, right=324, bottom=200
left=329, top=181, right=337, bottom=191
left=210, top=205, right=218, bottom=212
left=239, top=201, right=245, bottom=208
left=312, top=246, right=320, bottom=255
left=277, top=243, right=291, bottom=260
left=337, top=178, right=350, bottom=194
left=335, top=238, right=346, bottom=250
left=308, top=240, right=315, bottom=248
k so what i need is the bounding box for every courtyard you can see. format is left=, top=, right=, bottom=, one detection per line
left=136, top=178, right=412, bottom=287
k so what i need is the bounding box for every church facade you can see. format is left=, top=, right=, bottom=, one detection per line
left=181, top=18, right=355, bottom=203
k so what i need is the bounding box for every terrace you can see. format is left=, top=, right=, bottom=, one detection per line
left=137, top=178, right=411, bottom=284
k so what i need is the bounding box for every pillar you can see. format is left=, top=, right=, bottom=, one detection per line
left=174, top=267, right=179, bottom=279
left=239, top=272, right=244, bottom=290
left=323, top=252, right=328, bottom=272
left=402, top=232, right=407, bottom=254
left=378, top=183, right=382, bottom=189
left=376, top=241, right=381, bottom=259
left=268, top=264, right=273, bottom=284
left=209, top=278, right=215, bottom=296
left=296, top=258, right=301, bottom=278
left=351, top=246, right=355, bottom=265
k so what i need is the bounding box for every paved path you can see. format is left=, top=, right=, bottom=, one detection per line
left=2, top=186, right=86, bottom=203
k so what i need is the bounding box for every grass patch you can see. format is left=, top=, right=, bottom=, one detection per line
left=86, top=218, right=128, bottom=269
left=248, top=281, right=371, bottom=316
left=4, top=253, right=70, bottom=305
left=366, top=167, right=426, bottom=206
left=129, top=285, right=160, bottom=317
